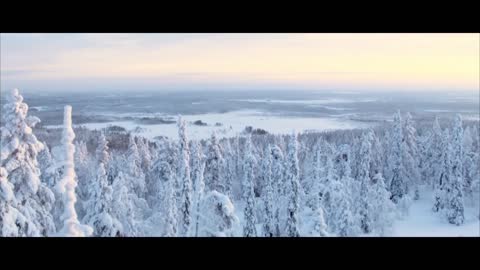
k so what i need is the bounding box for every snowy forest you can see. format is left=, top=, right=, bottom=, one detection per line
left=1, top=88, right=479, bottom=237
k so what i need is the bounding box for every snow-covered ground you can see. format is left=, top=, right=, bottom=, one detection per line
left=45, top=110, right=373, bottom=140
left=391, top=192, right=480, bottom=237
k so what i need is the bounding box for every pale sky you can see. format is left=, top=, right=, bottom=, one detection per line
left=1, top=33, right=478, bottom=92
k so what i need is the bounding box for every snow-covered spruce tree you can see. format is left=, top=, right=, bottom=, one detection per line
left=198, top=190, right=239, bottom=237
left=389, top=111, right=408, bottom=204
left=285, top=132, right=300, bottom=237
left=136, top=136, right=152, bottom=172
left=125, top=135, right=146, bottom=197
left=382, top=129, right=394, bottom=189
left=403, top=112, right=421, bottom=200
left=74, top=140, right=92, bottom=219
left=0, top=166, right=28, bottom=236
left=427, top=117, right=444, bottom=190
left=242, top=135, right=257, bottom=237
left=161, top=161, right=178, bottom=236
left=189, top=140, right=206, bottom=237
left=204, top=132, right=225, bottom=193
left=0, top=88, right=55, bottom=236
left=303, top=141, right=329, bottom=237
left=222, top=139, right=236, bottom=198
left=96, top=132, right=110, bottom=166
left=318, top=143, right=337, bottom=231
left=96, top=131, right=115, bottom=182
left=111, top=172, right=138, bottom=236
left=445, top=114, right=465, bottom=225
left=143, top=158, right=177, bottom=236
left=357, top=130, right=374, bottom=234
left=462, top=126, right=475, bottom=198
left=306, top=141, right=322, bottom=210
left=82, top=162, right=122, bottom=237
left=55, top=106, right=93, bottom=237
left=326, top=167, right=356, bottom=237
left=370, top=132, right=384, bottom=177
left=177, top=116, right=192, bottom=236
left=262, top=145, right=275, bottom=237
left=433, top=129, right=452, bottom=213
left=367, top=173, right=396, bottom=236
left=335, top=144, right=359, bottom=230
left=270, top=144, right=285, bottom=236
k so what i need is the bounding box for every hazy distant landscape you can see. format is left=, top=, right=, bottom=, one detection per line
left=4, top=89, right=478, bottom=140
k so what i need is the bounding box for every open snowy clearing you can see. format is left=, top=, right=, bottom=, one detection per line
left=391, top=192, right=479, bottom=237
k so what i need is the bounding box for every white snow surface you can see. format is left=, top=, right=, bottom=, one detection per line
left=391, top=190, right=479, bottom=237
left=45, top=110, right=372, bottom=140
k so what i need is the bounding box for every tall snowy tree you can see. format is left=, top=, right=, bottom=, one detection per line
left=221, top=139, right=236, bottom=198
left=177, top=116, right=192, bottom=236
left=189, top=141, right=206, bottom=237
left=285, top=132, right=300, bottom=237
left=242, top=135, right=257, bottom=237
left=389, top=111, right=408, bottom=203
left=270, top=144, right=285, bottom=236
left=367, top=173, right=396, bottom=236
left=161, top=161, right=178, bottom=236
left=0, top=88, right=55, bottom=236
left=427, top=117, right=444, bottom=190
left=55, top=105, right=93, bottom=237
left=96, top=132, right=110, bottom=166
left=403, top=112, right=421, bottom=200
left=357, top=130, right=375, bottom=234
left=111, top=172, right=138, bottom=236
left=204, top=132, right=225, bottom=193
left=125, top=135, right=146, bottom=197
left=445, top=115, right=465, bottom=225
left=261, top=145, right=275, bottom=237
left=82, top=162, right=122, bottom=237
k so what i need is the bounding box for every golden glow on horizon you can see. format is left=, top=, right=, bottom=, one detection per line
left=2, top=33, right=479, bottom=91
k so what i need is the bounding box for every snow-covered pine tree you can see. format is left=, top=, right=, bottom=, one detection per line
left=403, top=112, right=421, bottom=200
left=189, top=140, right=206, bottom=237
left=0, top=166, right=28, bottom=236
left=177, top=115, right=192, bottom=236
left=136, top=137, right=152, bottom=172
left=357, top=130, right=374, bottom=234
left=367, top=173, right=396, bottom=236
left=0, top=88, right=55, bottom=236
left=198, top=190, right=239, bottom=237
left=222, top=139, right=235, bottom=198
left=445, top=114, right=465, bottom=225
left=433, top=129, right=452, bottom=213
left=242, top=134, right=257, bottom=237
left=111, top=172, right=138, bottom=236
left=306, top=141, right=322, bottom=210
left=327, top=171, right=355, bottom=236
left=55, top=105, right=93, bottom=237
left=285, top=131, right=300, bottom=237
left=462, top=126, right=475, bottom=198
left=160, top=161, right=178, bottom=236
left=125, top=135, right=146, bottom=197
left=204, top=132, right=225, bottom=193
left=96, top=132, right=110, bottom=166
left=389, top=111, right=408, bottom=203
left=82, top=162, right=122, bottom=237
left=270, top=144, right=285, bottom=236
left=262, top=145, right=275, bottom=237
left=428, top=117, right=444, bottom=190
